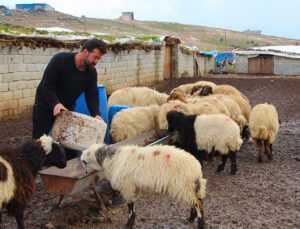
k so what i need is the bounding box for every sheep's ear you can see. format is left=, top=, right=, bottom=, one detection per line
left=39, top=135, right=53, bottom=154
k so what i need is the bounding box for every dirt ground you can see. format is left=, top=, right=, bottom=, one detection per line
left=1, top=74, right=299, bottom=229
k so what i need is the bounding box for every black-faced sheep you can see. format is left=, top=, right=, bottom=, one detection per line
left=0, top=135, right=67, bottom=229
left=108, top=87, right=168, bottom=107
left=249, top=103, right=279, bottom=163
left=174, top=81, right=217, bottom=95
left=167, top=111, right=243, bottom=175
left=81, top=144, right=207, bottom=229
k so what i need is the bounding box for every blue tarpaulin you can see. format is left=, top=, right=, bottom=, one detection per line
left=215, top=52, right=233, bottom=67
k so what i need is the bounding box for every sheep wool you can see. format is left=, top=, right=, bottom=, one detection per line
left=104, top=145, right=206, bottom=202
left=249, top=103, right=279, bottom=143
left=213, top=84, right=249, bottom=103
left=81, top=144, right=207, bottom=228
left=108, top=87, right=168, bottom=107
left=194, top=114, right=243, bottom=154
left=175, top=81, right=217, bottom=95
left=0, top=157, right=16, bottom=209
left=110, top=105, right=160, bottom=142
left=249, top=103, right=279, bottom=162
left=157, top=100, right=192, bottom=129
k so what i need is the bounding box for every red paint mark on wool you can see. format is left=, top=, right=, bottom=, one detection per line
left=213, top=99, right=219, bottom=103
left=165, top=154, right=171, bottom=162
left=173, top=105, right=180, bottom=109
left=153, top=150, right=160, bottom=156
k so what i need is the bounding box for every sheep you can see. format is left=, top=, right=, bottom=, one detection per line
left=208, top=95, right=247, bottom=131
left=0, top=135, right=67, bottom=229
left=81, top=144, right=207, bottom=229
left=195, top=84, right=249, bottom=103
left=110, top=105, right=160, bottom=142
left=157, top=100, right=192, bottom=129
left=108, top=87, right=168, bottom=107
left=167, top=88, right=188, bottom=103
left=167, top=111, right=243, bottom=175
left=174, top=81, right=217, bottom=95
left=249, top=103, right=280, bottom=163
left=195, top=86, right=251, bottom=140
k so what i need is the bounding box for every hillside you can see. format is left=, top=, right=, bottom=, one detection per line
left=1, top=9, right=299, bottom=50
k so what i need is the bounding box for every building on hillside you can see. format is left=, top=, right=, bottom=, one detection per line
left=234, top=46, right=300, bottom=75
left=121, top=12, right=134, bottom=21
left=0, top=5, right=12, bottom=15
left=15, top=3, right=55, bottom=11
left=243, top=29, right=262, bottom=35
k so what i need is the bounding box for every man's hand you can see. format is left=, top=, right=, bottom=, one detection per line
left=95, top=115, right=102, bottom=120
left=53, top=103, right=68, bottom=116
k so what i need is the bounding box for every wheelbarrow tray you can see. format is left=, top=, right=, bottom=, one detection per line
left=39, top=157, right=104, bottom=196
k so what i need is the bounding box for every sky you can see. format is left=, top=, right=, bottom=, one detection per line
left=2, top=0, right=300, bottom=40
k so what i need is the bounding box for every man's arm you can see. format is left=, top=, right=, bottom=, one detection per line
left=85, top=71, right=101, bottom=117
left=40, top=54, right=62, bottom=111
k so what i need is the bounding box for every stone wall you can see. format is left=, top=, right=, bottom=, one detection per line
left=0, top=45, right=164, bottom=119
left=234, top=54, right=249, bottom=73
left=273, top=56, right=300, bottom=75
left=177, top=49, right=195, bottom=77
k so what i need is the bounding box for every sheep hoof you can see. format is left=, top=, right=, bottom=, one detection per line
left=216, top=164, right=224, bottom=173
left=230, top=169, right=237, bottom=175
left=268, top=154, right=273, bottom=161
left=258, top=158, right=263, bottom=163
left=125, top=213, right=135, bottom=229
left=197, top=217, right=205, bottom=229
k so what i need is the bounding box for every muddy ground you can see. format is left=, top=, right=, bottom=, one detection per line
left=1, top=74, right=299, bottom=229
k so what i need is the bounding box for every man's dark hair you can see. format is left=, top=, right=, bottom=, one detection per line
left=82, top=38, right=108, bottom=54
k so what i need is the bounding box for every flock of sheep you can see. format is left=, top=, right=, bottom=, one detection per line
left=82, top=81, right=280, bottom=228
left=0, top=80, right=280, bottom=229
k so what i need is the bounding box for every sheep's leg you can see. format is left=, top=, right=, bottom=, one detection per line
left=196, top=198, right=205, bottom=229
left=216, top=155, right=227, bottom=172
left=198, top=150, right=207, bottom=166
left=188, top=207, right=197, bottom=222
left=14, top=212, right=24, bottom=229
left=0, top=211, right=2, bottom=223
left=256, top=140, right=264, bottom=163
left=264, top=140, right=273, bottom=161
left=125, top=202, right=135, bottom=229
left=229, top=151, right=237, bottom=175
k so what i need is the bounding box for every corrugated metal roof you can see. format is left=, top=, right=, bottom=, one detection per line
left=233, top=46, right=300, bottom=59
left=250, top=45, right=300, bottom=54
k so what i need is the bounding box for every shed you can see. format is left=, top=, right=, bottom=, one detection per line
left=234, top=46, right=300, bottom=75
left=16, top=3, right=54, bottom=11
left=196, top=51, right=216, bottom=76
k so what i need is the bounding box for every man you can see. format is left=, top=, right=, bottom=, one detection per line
left=32, top=38, right=108, bottom=139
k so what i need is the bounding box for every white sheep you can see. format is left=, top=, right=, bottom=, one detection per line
left=81, top=144, right=207, bottom=229
left=110, top=105, right=160, bottom=142
left=108, top=87, right=168, bottom=107
left=175, top=80, right=217, bottom=95
left=249, top=103, right=279, bottom=163
left=167, top=111, right=243, bottom=175
left=157, top=100, right=192, bottom=129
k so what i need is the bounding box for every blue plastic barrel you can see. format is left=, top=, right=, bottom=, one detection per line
left=75, top=84, right=109, bottom=143
left=108, top=104, right=132, bottom=128
left=108, top=104, right=132, bottom=143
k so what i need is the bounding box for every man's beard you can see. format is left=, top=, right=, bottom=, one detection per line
left=84, top=56, right=96, bottom=69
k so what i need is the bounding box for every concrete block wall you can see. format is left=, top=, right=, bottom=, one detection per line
left=97, top=49, right=164, bottom=94
left=273, top=56, right=300, bottom=75
left=178, top=50, right=195, bottom=77
left=235, top=54, right=248, bottom=73
left=0, top=46, right=164, bottom=119
left=0, top=46, right=70, bottom=119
